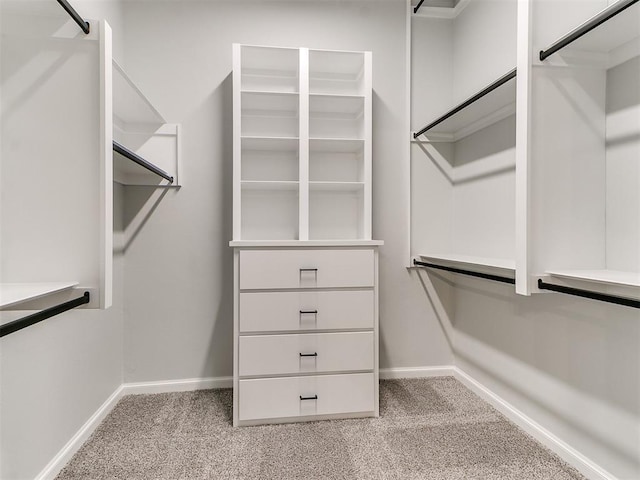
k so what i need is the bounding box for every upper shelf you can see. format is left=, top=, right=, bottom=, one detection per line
left=113, top=60, right=165, bottom=127
left=413, top=68, right=516, bottom=142
left=539, top=0, right=640, bottom=68
left=0, top=282, right=78, bottom=310
left=546, top=269, right=640, bottom=288
left=417, top=253, right=516, bottom=279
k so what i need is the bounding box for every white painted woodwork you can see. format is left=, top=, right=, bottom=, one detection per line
left=418, top=254, right=516, bottom=279
left=0, top=283, right=78, bottom=310
left=546, top=270, right=640, bottom=288
left=112, top=60, right=165, bottom=127
left=238, top=331, right=374, bottom=376
left=239, top=290, right=374, bottom=332
left=239, top=249, right=374, bottom=290
left=238, top=373, right=375, bottom=422
left=233, top=44, right=372, bottom=241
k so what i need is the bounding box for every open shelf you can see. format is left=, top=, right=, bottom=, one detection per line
left=309, top=50, right=365, bottom=95
left=539, top=0, right=640, bottom=68
left=113, top=60, right=165, bottom=127
left=417, top=254, right=516, bottom=278
left=0, top=282, right=78, bottom=310
left=241, top=136, right=299, bottom=182
left=309, top=186, right=364, bottom=240
left=241, top=45, right=299, bottom=93
left=309, top=94, right=364, bottom=139
left=546, top=269, right=640, bottom=288
left=241, top=180, right=299, bottom=191
left=414, top=69, right=517, bottom=142
left=309, top=181, right=364, bottom=192
left=242, top=91, right=299, bottom=138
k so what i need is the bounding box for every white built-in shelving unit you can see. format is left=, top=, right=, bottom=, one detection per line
left=530, top=0, right=639, bottom=297
left=231, top=44, right=381, bottom=427
left=410, top=0, right=639, bottom=303
left=410, top=0, right=518, bottom=287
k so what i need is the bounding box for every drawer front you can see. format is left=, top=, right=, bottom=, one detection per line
left=239, top=290, right=374, bottom=332
left=238, top=373, right=374, bottom=421
left=239, top=331, right=374, bottom=376
left=239, top=249, right=374, bottom=290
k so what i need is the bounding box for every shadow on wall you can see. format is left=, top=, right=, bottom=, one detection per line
left=202, top=72, right=234, bottom=378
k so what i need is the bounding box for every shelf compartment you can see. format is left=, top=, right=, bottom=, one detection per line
left=0, top=282, right=78, bottom=310
left=241, top=45, right=299, bottom=93
left=309, top=50, right=365, bottom=95
left=241, top=186, right=299, bottom=241
left=539, top=0, right=640, bottom=68
left=113, top=60, right=165, bottom=127
left=413, top=69, right=517, bottom=142
left=241, top=91, right=299, bottom=138
left=417, top=254, right=516, bottom=280
left=309, top=185, right=364, bottom=240
left=241, top=136, right=299, bottom=182
left=309, top=138, right=364, bottom=182
left=309, top=95, right=364, bottom=139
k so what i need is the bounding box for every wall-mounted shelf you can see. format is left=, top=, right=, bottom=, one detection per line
left=112, top=61, right=181, bottom=186
left=413, top=68, right=516, bottom=142
left=545, top=269, right=640, bottom=289
left=539, top=0, right=639, bottom=68
left=417, top=254, right=516, bottom=280
left=0, top=282, right=79, bottom=310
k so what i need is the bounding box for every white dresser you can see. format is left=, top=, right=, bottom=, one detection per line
left=231, top=244, right=381, bottom=426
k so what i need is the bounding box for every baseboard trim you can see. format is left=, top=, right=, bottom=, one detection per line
left=122, top=376, right=233, bottom=395
left=379, top=365, right=455, bottom=379
left=453, top=367, right=618, bottom=480
left=35, top=384, right=125, bottom=480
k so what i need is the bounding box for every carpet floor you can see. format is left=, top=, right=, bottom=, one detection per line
left=56, top=378, right=585, bottom=479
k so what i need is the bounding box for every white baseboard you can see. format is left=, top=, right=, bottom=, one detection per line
left=379, top=365, right=455, bottom=379
left=35, top=384, right=125, bottom=480
left=122, top=376, right=233, bottom=395
left=453, top=367, right=617, bottom=480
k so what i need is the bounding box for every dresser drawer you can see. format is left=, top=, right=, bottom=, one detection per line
left=239, top=331, right=373, bottom=376
left=239, top=290, right=374, bottom=333
left=239, top=249, right=374, bottom=290
left=238, top=373, right=374, bottom=421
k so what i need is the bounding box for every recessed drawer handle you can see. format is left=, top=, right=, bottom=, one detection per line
left=299, top=310, right=318, bottom=315
left=299, top=352, right=318, bottom=357
left=300, top=395, right=318, bottom=401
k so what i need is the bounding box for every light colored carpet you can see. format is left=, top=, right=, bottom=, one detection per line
left=56, top=378, right=585, bottom=479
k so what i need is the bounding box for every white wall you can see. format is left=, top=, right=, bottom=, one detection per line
left=0, top=2, right=126, bottom=479
left=119, top=0, right=453, bottom=382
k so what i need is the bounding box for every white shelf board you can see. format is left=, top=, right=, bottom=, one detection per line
left=230, top=240, right=383, bottom=247
left=546, top=269, right=640, bottom=288
left=241, top=180, right=299, bottom=191
left=0, top=282, right=79, bottom=309
left=241, top=136, right=299, bottom=151
left=113, top=60, right=165, bottom=126
left=417, top=254, right=516, bottom=277
left=309, top=138, right=364, bottom=152
left=544, top=0, right=640, bottom=66
left=309, top=95, right=364, bottom=116
left=241, top=89, right=300, bottom=96
left=241, top=91, right=299, bottom=114
left=416, top=73, right=516, bottom=142
left=309, top=181, right=364, bottom=192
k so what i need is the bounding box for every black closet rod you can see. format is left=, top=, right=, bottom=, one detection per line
left=413, top=259, right=516, bottom=285
left=539, top=0, right=639, bottom=61
left=414, top=0, right=426, bottom=14
left=56, top=0, right=90, bottom=34
left=413, top=68, right=517, bottom=139
left=0, top=292, right=90, bottom=338
left=113, top=141, right=174, bottom=184
left=538, top=279, right=640, bottom=309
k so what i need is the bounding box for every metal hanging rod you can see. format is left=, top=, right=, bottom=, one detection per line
left=414, top=0, right=426, bottom=14
left=0, top=292, right=90, bottom=338
left=113, top=141, right=174, bottom=184
left=537, top=279, right=640, bottom=309
left=413, top=68, right=517, bottom=139
left=56, top=0, right=90, bottom=34
left=539, top=0, right=639, bottom=61
left=413, top=259, right=516, bottom=285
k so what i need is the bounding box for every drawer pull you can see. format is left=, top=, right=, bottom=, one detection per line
left=299, top=352, right=318, bottom=357
left=299, top=310, right=318, bottom=315
left=300, top=395, right=318, bottom=401
left=299, top=268, right=318, bottom=272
